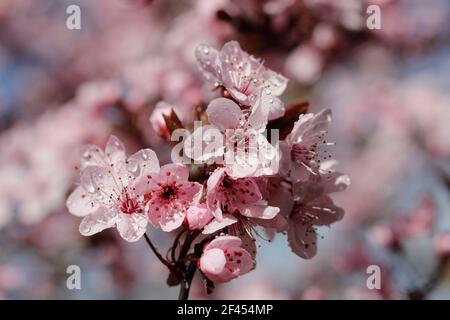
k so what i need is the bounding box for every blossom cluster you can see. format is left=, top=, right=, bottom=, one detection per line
left=66, top=41, right=349, bottom=289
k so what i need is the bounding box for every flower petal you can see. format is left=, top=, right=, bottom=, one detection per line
left=206, top=98, right=243, bottom=131
left=79, top=207, right=118, bottom=236
left=195, top=44, right=220, bottom=82
left=199, top=248, right=227, bottom=279
left=105, top=135, right=126, bottom=165
left=241, top=205, right=279, bottom=220
left=205, top=235, right=242, bottom=251
left=202, top=214, right=239, bottom=234
left=127, top=148, right=159, bottom=178
left=116, top=213, right=148, bottom=242
left=287, top=223, right=317, bottom=259
left=158, top=163, right=189, bottom=185
left=66, top=186, right=97, bottom=217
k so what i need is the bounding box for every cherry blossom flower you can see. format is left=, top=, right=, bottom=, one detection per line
left=196, top=41, right=288, bottom=121
left=66, top=136, right=159, bottom=242
left=199, top=235, right=254, bottom=283
left=185, top=97, right=280, bottom=178
left=281, top=108, right=333, bottom=182
left=202, top=168, right=279, bottom=235
left=134, top=163, right=203, bottom=232
left=284, top=161, right=350, bottom=258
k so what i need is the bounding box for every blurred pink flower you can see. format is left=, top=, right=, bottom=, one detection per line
left=392, top=196, right=434, bottom=239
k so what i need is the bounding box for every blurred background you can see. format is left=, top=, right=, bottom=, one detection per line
left=1, top=0, right=450, bottom=299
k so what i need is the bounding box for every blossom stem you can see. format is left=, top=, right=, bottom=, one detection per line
left=170, top=229, right=187, bottom=263
left=177, top=231, right=201, bottom=300
left=143, top=233, right=173, bottom=270
left=179, top=261, right=197, bottom=300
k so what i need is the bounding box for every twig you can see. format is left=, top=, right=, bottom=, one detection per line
left=143, top=233, right=173, bottom=270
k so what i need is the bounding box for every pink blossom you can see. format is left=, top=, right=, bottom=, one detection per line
left=286, top=43, right=324, bottom=84
left=66, top=136, right=159, bottom=242
left=369, top=224, right=398, bottom=249
left=281, top=108, right=332, bottom=182
left=186, top=97, right=280, bottom=178
left=285, top=162, right=349, bottom=258
left=196, top=41, right=288, bottom=121
left=199, top=235, right=254, bottom=283
left=134, top=163, right=203, bottom=232
left=203, top=168, right=279, bottom=235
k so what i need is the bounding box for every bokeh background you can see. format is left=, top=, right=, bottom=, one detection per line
left=1, top=0, right=450, bottom=299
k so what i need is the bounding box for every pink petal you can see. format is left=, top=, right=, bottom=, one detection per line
left=205, top=235, right=242, bottom=251
left=80, top=166, right=119, bottom=200
left=199, top=248, right=227, bottom=279
left=132, top=174, right=160, bottom=197
left=184, top=124, right=225, bottom=162
left=186, top=204, right=213, bottom=230
left=308, top=196, right=344, bottom=225
left=287, top=223, right=317, bottom=259
left=105, top=135, right=126, bottom=165
left=225, top=248, right=254, bottom=276
left=241, top=205, right=279, bottom=220
left=66, top=186, right=98, bottom=217
left=127, top=148, right=159, bottom=178
left=206, top=98, right=243, bottom=131
left=268, top=98, right=286, bottom=120
left=158, top=163, right=189, bottom=185
left=195, top=44, right=220, bottom=82
left=265, top=70, right=288, bottom=96
left=178, top=182, right=203, bottom=204
left=116, top=213, right=148, bottom=242
left=159, top=210, right=185, bottom=232
left=79, top=207, right=118, bottom=236
left=247, top=88, right=271, bottom=131
left=202, top=214, right=238, bottom=234
left=206, top=168, right=227, bottom=220
left=79, top=144, right=109, bottom=168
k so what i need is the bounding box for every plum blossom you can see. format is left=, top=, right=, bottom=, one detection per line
left=196, top=41, right=288, bottom=121
left=134, top=163, right=203, bottom=232
left=282, top=161, right=350, bottom=258
left=199, top=235, right=254, bottom=283
left=202, top=168, right=279, bottom=234
left=286, top=186, right=344, bottom=259
left=281, top=108, right=333, bottom=182
left=66, top=136, right=159, bottom=242
left=185, top=97, right=280, bottom=178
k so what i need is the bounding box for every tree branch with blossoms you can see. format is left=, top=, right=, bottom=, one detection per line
left=66, top=41, right=350, bottom=300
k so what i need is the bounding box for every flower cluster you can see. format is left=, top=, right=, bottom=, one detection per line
left=66, top=41, right=349, bottom=295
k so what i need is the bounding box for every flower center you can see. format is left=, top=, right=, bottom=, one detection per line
left=160, top=185, right=178, bottom=200
left=120, top=193, right=141, bottom=215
